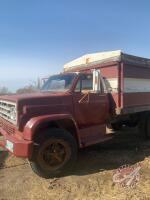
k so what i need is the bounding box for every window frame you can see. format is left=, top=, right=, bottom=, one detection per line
left=74, top=73, right=93, bottom=93
left=74, top=73, right=105, bottom=94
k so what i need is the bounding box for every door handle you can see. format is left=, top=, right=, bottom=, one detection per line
left=78, top=92, right=90, bottom=104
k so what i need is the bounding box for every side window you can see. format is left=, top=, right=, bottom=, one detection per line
left=75, top=74, right=93, bottom=93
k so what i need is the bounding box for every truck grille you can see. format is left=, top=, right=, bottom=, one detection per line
left=0, top=100, right=17, bottom=125
left=0, top=118, right=15, bottom=134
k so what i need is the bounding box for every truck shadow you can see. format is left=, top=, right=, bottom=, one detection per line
left=68, top=128, right=150, bottom=177
left=0, top=137, right=9, bottom=169
left=0, top=150, right=9, bottom=169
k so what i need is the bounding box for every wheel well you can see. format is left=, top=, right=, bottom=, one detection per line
left=33, top=119, right=79, bottom=146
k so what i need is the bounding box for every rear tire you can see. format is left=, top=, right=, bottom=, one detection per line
left=30, top=128, right=78, bottom=178
left=138, top=114, right=150, bottom=139
left=145, top=116, right=150, bottom=139
left=111, top=123, right=122, bottom=131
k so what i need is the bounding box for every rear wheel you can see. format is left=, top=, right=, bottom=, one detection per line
left=30, top=128, right=78, bottom=178
left=138, top=114, right=150, bottom=139
left=145, top=116, right=150, bottom=139
left=111, top=122, right=122, bottom=131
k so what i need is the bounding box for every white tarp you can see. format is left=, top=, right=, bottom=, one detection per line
left=64, top=50, right=150, bottom=72
left=64, top=50, right=122, bottom=71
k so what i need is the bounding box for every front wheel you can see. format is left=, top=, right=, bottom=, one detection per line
left=30, top=128, right=78, bottom=178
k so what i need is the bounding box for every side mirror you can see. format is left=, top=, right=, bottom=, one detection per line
left=93, top=69, right=101, bottom=92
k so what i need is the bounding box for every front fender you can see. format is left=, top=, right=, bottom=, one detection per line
left=23, top=114, right=78, bottom=141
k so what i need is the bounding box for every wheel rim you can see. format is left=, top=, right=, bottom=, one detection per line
left=38, top=138, right=71, bottom=171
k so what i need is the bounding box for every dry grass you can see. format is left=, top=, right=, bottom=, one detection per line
left=1, top=129, right=150, bottom=200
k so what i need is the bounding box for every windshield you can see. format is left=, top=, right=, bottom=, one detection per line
left=42, top=73, right=76, bottom=92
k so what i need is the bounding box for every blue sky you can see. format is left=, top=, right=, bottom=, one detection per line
left=0, top=0, right=150, bottom=91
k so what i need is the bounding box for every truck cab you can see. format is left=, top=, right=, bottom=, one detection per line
left=0, top=70, right=110, bottom=178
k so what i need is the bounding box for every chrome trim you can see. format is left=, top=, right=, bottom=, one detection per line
left=0, top=100, right=17, bottom=125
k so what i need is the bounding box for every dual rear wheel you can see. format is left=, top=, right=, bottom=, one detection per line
left=138, top=115, right=150, bottom=139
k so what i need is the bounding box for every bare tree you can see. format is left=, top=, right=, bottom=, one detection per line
left=0, top=87, right=10, bottom=95
left=16, top=78, right=41, bottom=94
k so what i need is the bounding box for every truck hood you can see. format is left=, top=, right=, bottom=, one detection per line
left=0, top=92, right=73, bottom=130
left=0, top=91, right=69, bottom=102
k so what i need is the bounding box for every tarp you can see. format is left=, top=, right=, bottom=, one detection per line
left=64, top=50, right=150, bottom=72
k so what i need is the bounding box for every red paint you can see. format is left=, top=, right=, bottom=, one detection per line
left=79, top=124, right=112, bottom=147
left=72, top=92, right=109, bottom=128
left=0, top=127, right=33, bottom=158
left=1, top=55, right=150, bottom=160
left=100, top=65, right=119, bottom=78
left=23, top=114, right=80, bottom=143
left=0, top=72, right=110, bottom=158
left=124, top=64, right=150, bottom=79
left=123, top=93, right=150, bottom=107
left=120, top=62, right=124, bottom=108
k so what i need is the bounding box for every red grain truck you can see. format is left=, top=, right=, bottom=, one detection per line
left=0, top=50, right=150, bottom=178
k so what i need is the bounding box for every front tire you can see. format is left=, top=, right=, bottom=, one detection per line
left=30, top=128, right=78, bottom=178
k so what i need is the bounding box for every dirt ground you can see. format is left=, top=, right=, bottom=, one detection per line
left=1, top=128, right=150, bottom=200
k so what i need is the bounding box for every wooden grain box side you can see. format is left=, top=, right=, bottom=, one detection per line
left=120, top=62, right=150, bottom=114
left=100, top=63, right=120, bottom=115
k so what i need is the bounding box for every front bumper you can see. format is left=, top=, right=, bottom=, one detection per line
left=0, top=127, right=33, bottom=158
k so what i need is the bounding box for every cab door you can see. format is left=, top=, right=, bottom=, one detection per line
left=72, top=73, right=108, bottom=128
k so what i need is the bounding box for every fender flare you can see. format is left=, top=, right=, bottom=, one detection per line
left=23, top=114, right=80, bottom=145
